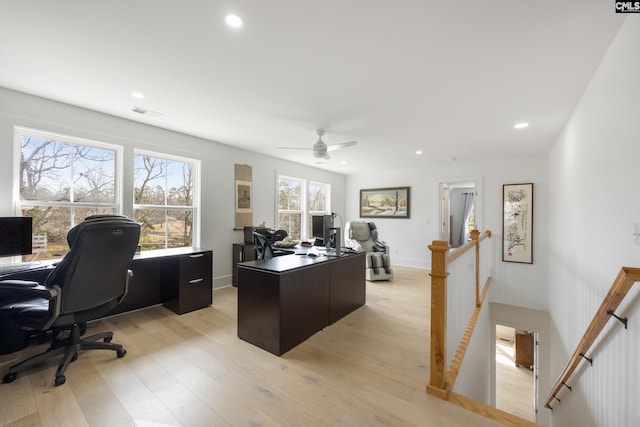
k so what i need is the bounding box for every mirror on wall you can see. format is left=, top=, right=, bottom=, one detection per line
left=437, top=176, right=482, bottom=248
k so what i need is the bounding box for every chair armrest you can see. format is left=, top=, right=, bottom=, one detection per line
left=0, top=280, right=59, bottom=300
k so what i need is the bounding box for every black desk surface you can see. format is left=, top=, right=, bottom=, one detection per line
left=239, top=247, right=360, bottom=273
left=133, top=246, right=211, bottom=260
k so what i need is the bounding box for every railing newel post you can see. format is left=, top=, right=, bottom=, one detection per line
left=427, top=240, right=450, bottom=398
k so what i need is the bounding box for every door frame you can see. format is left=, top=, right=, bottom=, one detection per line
left=437, top=175, right=483, bottom=243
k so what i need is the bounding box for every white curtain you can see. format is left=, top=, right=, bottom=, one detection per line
left=458, top=192, right=475, bottom=246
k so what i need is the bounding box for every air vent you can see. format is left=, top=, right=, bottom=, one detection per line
left=131, top=106, right=163, bottom=117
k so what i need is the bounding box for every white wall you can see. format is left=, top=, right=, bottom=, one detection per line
left=547, top=17, right=640, bottom=427
left=345, top=155, right=549, bottom=311
left=0, top=87, right=346, bottom=288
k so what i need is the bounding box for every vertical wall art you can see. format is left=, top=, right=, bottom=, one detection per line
left=502, top=183, right=533, bottom=263
left=234, top=164, right=253, bottom=229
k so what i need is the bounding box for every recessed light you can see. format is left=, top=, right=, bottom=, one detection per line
left=341, top=161, right=347, bottom=165
left=514, top=122, right=529, bottom=129
left=225, top=14, right=243, bottom=28
left=131, top=92, right=145, bottom=99
left=416, top=150, right=423, bottom=155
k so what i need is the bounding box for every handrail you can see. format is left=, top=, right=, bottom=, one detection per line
left=544, top=266, right=640, bottom=410
left=427, top=229, right=492, bottom=399
left=446, top=229, right=492, bottom=264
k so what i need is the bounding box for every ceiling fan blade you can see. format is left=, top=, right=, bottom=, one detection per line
left=276, top=146, right=313, bottom=150
left=327, top=140, right=357, bottom=152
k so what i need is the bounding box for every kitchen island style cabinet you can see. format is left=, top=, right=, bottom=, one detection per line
left=237, top=251, right=365, bottom=355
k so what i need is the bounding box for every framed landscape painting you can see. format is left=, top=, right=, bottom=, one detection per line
left=360, top=187, right=410, bottom=218
left=502, top=183, right=533, bottom=263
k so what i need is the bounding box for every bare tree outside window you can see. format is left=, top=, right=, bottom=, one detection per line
left=17, top=132, right=118, bottom=260
left=133, top=153, right=196, bottom=250
left=277, top=175, right=330, bottom=240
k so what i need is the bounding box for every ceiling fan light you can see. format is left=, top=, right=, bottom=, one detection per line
left=313, top=138, right=327, bottom=158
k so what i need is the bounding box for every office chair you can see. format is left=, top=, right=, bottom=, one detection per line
left=344, top=221, right=393, bottom=281
left=271, top=229, right=288, bottom=242
left=253, top=231, right=294, bottom=260
left=0, top=215, right=140, bottom=386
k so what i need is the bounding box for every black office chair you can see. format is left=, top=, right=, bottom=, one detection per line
left=0, top=215, right=140, bottom=386
left=253, top=231, right=293, bottom=260
left=271, top=229, right=288, bottom=242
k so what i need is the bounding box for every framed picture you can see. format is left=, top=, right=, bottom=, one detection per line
left=235, top=180, right=252, bottom=213
left=502, top=183, right=533, bottom=263
left=360, top=187, right=410, bottom=218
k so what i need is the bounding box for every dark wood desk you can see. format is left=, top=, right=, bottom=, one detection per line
left=112, top=247, right=213, bottom=315
left=232, top=243, right=256, bottom=286
left=237, top=251, right=365, bottom=355
left=0, top=247, right=213, bottom=316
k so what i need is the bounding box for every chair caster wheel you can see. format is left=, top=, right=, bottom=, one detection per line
left=3, top=373, right=17, bottom=384
left=104, top=336, right=112, bottom=343
left=54, top=375, right=66, bottom=386
left=116, top=349, right=126, bottom=358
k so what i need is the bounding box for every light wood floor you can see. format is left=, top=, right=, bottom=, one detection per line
left=0, top=266, right=505, bottom=427
left=495, top=339, right=535, bottom=421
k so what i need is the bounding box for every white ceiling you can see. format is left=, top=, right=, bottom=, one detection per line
left=0, top=1, right=625, bottom=174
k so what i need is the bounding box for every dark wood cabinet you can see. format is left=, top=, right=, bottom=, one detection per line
left=232, top=243, right=255, bottom=286
left=515, top=330, right=534, bottom=369
left=109, top=247, right=213, bottom=316
left=237, top=252, right=365, bottom=355
left=164, top=251, right=213, bottom=314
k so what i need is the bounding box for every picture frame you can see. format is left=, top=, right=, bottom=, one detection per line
left=359, top=187, right=410, bottom=218
left=235, top=180, right=252, bottom=213
left=502, top=183, right=533, bottom=263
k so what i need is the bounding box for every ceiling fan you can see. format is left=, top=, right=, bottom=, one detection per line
left=277, top=130, right=357, bottom=160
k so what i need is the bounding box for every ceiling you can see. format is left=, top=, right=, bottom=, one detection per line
left=0, top=1, right=625, bottom=174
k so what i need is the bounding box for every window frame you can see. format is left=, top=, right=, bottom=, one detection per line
left=276, top=173, right=331, bottom=241
left=133, top=148, right=201, bottom=249
left=13, top=126, right=123, bottom=221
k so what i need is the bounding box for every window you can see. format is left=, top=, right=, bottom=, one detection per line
left=15, top=127, right=121, bottom=260
left=133, top=151, right=199, bottom=251
left=277, top=174, right=330, bottom=240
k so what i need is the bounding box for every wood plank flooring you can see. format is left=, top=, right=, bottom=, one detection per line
left=495, top=339, right=535, bottom=421
left=0, top=266, right=504, bottom=427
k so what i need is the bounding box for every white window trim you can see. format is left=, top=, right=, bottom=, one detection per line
left=13, top=126, right=123, bottom=220
left=276, top=172, right=331, bottom=240
left=133, top=148, right=201, bottom=248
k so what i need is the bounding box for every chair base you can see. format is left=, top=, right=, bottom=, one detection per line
left=2, top=323, right=126, bottom=386
left=366, top=269, right=394, bottom=281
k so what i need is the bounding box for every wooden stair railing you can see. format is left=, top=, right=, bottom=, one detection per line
left=427, top=230, right=541, bottom=426
left=544, top=266, right=640, bottom=410
left=427, top=229, right=492, bottom=399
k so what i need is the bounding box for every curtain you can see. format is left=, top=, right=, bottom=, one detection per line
left=458, top=192, right=475, bottom=246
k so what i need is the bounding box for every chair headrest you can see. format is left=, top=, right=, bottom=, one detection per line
left=350, top=222, right=373, bottom=241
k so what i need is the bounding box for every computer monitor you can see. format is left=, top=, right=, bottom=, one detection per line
left=311, top=214, right=334, bottom=247
left=0, top=217, right=33, bottom=257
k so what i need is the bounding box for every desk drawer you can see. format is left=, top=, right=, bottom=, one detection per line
left=164, top=251, right=213, bottom=314
left=180, top=252, right=212, bottom=279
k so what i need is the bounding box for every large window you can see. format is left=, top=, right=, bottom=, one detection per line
left=133, top=151, right=199, bottom=251
left=277, top=174, right=330, bottom=240
left=15, top=127, right=121, bottom=259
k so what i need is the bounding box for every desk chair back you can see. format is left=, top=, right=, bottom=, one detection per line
left=46, top=215, right=140, bottom=322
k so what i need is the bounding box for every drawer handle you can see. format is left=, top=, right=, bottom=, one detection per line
left=189, top=254, right=204, bottom=258
left=189, top=278, right=204, bottom=284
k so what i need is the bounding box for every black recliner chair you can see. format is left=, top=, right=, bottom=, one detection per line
left=0, top=215, right=140, bottom=386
